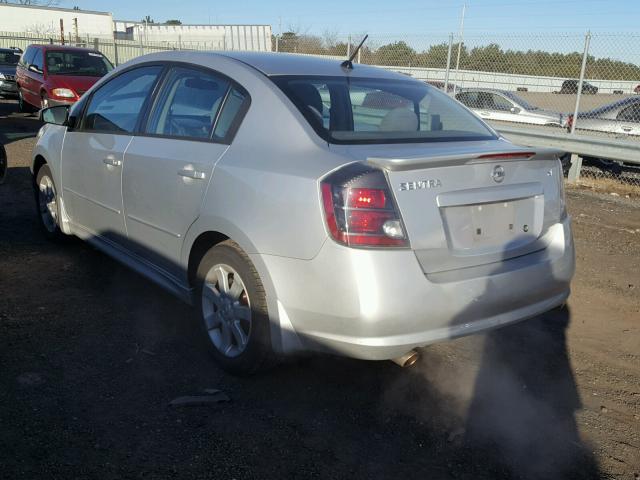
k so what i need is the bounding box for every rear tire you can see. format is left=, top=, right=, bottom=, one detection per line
left=18, top=90, right=33, bottom=113
left=35, top=164, right=65, bottom=242
left=196, top=240, right=275, bottom=375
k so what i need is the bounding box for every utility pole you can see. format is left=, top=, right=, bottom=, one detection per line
left=452, top=3, right=466, bottom=95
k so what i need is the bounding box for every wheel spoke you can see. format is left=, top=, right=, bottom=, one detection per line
left=230, top=320, right=248, bottom=349
left=215, top=266, right=230, bottom=293
left=203, top=311, right=222, bottom=331
left=202, top=282, right=223, bottom=307
left=228, top=278, right=244, bottom=300
left=233, top=304, right=251, bottom=321
left=219, top=321, right=233, bottom=354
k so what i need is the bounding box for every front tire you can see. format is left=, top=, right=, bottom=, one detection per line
left=35, top=164, right=65, bottom=241
left=196, top=240, right=274, bottom=375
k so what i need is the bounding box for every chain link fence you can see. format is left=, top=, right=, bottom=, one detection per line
left=1, top=29, right=639, bottom=195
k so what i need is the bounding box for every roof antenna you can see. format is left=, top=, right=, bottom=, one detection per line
left=341, top=34, right=368, bottom=70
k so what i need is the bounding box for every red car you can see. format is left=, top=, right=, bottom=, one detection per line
left=16, top=44, right=113, bottom=112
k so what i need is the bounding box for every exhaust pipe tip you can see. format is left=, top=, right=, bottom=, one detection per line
left=391, top=350, right=419, bottom=368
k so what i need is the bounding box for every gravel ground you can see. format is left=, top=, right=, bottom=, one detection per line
left=1, top=99, right=639, bottom=479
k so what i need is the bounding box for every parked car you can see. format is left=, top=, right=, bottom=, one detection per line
left=559, top=80, right=598, bottom=95
left=566, top=96, right=640, bottom=136
left=455, top=88, right=565, bottom=127
left=32, top=51, right=574, bottom=373
left=16, top=44, right=113, bottom=112
left=426, top=80, right=458, bottom=93
left=0, top=47, right=22, bottom=98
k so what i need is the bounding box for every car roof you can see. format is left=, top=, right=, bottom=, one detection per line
left=581, top=96, right=640, bottom=115
left=29, top=44, right=102, bottom=53
left=457, top=87, right=512, bottom=95
left=193, top=51, right=414, bottom=80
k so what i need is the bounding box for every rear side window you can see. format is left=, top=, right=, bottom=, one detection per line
left=617, top=104, right=640, bottom=122
left=213, top=88, right=248, bottom=141
left=146, top=67, right=230, bottom=140
left=82, top=66, right=162, bottom=133
left=275, top=76, right=494, bottom=144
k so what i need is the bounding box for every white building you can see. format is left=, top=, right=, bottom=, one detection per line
left=0, top=3, right=114, bottom=37
left=118, top=23, right=273, bottom=52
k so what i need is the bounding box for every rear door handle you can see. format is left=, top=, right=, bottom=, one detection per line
left=178, top=168, right=206, bottom=180
left=622, top=126, right=633, bottom=132
left=103, top=157, right=122, bottom=167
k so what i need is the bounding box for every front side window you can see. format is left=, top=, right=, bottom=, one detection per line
left=31, top=48, right=44, bottom=73
left=20, top=46, right=36, bottom=68
left=45, top=50, right=113, bottom=77
left=82, top=66, right=162, bottom=133
left=146, top=67, right=230, bottom=140
left=274, top=76, right=495, bottom=144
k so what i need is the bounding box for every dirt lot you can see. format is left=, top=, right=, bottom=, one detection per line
left=1, top=99, right=639, bottom=479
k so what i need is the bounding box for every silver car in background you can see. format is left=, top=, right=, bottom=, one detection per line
left=568, top=96, right=640, bottom=137
left=32, top=51, right=574, bottom=374
left=456, top=88, right=565, bottom=127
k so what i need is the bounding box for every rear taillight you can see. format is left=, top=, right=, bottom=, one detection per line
left=321, top=164, right=408, bottom=248
left=566, top=114, right=574, bottom=132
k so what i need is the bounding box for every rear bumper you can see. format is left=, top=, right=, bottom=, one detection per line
left=258, top=215, right=575, bottom=360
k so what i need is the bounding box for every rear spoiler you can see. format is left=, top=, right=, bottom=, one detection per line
left=367, top=148, right=564, bottom=171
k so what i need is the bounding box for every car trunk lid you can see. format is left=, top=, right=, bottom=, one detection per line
left=349, top=142, right=565, bottom=274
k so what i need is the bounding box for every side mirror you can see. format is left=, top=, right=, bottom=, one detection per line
left=510, top=106, right=521, bottom=114
left=40, top=105, right=69, bottom=126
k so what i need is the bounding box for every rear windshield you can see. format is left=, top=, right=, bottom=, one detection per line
left=45, top=50, right=113, bottom=77
left=273, top=75, right=495, bottom=144
left=0, top=50, right=20, bottom=65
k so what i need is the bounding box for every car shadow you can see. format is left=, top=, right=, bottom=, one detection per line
left=0, top=166, right=601, bottom=479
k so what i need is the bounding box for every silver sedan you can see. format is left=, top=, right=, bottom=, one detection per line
left=32, top=51, right=574, bottom=373
left=456, top=88, right=565, bottom=127
left=569, top=96, right=640, bottom=137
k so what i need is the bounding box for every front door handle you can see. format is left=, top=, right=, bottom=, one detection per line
left=622, top=126, right=633, bottom=132
left=103, top=157, right=122, bottom=167
left=178, top=168, right=206, bottom=180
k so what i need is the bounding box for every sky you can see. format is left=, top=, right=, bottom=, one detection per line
left=53, top=0, right=639, bottom=61
left=56, top=0, right=639, bottom=36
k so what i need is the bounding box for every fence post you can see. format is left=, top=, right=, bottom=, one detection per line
left=571, top=31, right=591, bottom=134
left=139, top=33, right=144, bottom=56
left=178, top=35, right=182, bottom=50
left=113, top=40, right=119, bottom=66
left=568, top=154, right=583, bottom=183
left=275, top=34, right=278, bottom=52
left=347, top=35, right=351, bottom=58
left=444, top=33, right=453, bottom=93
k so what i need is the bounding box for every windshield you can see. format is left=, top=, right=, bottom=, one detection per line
left=0, top=50, right=20, bottom=65
left=45, top=50, right=113, bottom=77
left=501, top=91, right=539, bottom=110
left=273, top=76, right=496, bottom=144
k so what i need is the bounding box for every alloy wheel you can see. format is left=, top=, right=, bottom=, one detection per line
left=38, top=174, right=58, bottom=233
left=201, top=263, right=252, bottom=358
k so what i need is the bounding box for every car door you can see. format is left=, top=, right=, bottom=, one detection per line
left=60, top=65, right=163, bottom=244
left=122, top=66, right=248, bottom=277
left=615, top=104, right=640, bottom=136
